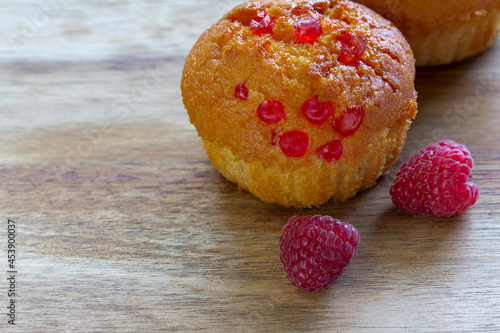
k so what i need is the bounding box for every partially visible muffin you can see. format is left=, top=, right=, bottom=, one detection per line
left=182, top=0, right=418, bottom=207
left=354, top=0, right=500, bottom=66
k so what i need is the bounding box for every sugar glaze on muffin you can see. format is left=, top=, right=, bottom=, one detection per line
left=182, top=0, right=418, bottom=207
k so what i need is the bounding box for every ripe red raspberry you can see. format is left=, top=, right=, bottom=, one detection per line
left=390, top=140, right=479, bottom=216
left=279, top=215, right=360, bottom=292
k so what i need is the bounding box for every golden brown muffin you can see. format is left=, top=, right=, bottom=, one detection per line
left=354, top=0, right=500, bottom=66
left=182, top=0, right=418, bottom=207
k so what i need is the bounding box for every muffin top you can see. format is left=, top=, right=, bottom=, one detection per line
left=354, top=0, right=500, bottom=33
left=182, top=0, right=417, bottom=169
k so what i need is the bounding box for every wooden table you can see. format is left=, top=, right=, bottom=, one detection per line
left=1, top=1, right=499, bottom=331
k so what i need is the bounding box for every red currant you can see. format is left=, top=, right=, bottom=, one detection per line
left=235, top=81, right=249, bottom=100
left=337, top=31, right=366, bottom=66
left=317, top=140, right=343, bottom=163
left=279, top=131, right=309, bottom=158
left=257, top=100, right=286, bottom=124
left=334, top=107, right=363, bottom=137
left=250, top=9, right=276, bottom=36
left=294, top=17, right=322, bottom=43
left=301, top=96, right=333, bottom=125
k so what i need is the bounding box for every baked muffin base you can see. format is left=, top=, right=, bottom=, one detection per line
left=203, top=118, right=413, bottom=207
left=412, top=8, right=500, bottom=66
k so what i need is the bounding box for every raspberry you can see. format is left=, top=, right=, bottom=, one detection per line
left=250, top=9, right=276, bottom=36
left=235, top=81, right=249, bottom=100
left=294, top=17, right=322, bottom=43
left=279, top=215, right=360, bottom=292
left=257, top=100, right=286, bottom=124
left=279, top=131, right=309, bottom=158
left=301, top=96, right=333, bottom=125
left=390, top=140, right=479, bottom=216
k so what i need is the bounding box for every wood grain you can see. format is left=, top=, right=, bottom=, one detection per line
left=1, top=1, right=500, bottom=332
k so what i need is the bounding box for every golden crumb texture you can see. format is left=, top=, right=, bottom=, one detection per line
left=354, top=0, right=500, bottom=66
left=181, top=0, right=418, bottom=207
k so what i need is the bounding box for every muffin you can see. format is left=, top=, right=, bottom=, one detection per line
left=182, top=0, right=418, bottom=207
left=354, top=0, right=500, bottom=66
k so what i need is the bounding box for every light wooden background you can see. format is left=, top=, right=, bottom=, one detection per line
left=1, top=1, right=499, bottom=332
